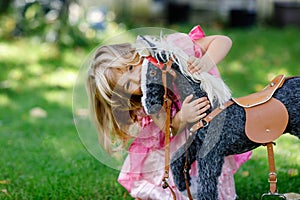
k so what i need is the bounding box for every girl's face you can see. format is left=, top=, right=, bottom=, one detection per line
left=113, top=60, right=143, bottom=95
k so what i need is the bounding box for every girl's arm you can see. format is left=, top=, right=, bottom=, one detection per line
left=188, top=35, right=232, bottom=74
left=196, top=35, right=232, bottom=64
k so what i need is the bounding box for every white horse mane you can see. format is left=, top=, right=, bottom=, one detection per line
left=134, top=34, right=232, bottom=108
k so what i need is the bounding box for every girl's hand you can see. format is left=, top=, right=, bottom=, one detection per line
left=187, top=54, right=215, bottom=74
left=177, top=94, right=210, bottom=124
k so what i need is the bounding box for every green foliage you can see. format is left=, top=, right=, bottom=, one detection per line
left=0, top=26, right=299, bottom=199
left=0, top=1, right=99, bottom=48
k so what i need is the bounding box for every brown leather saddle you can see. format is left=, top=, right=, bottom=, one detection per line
left=190, top=74, right=289, bottom=143
left=232, top=74, right=289, bottom=196
left=189, top=75, right=290, bottom=196
left=232, top=74, right=289, bottom=143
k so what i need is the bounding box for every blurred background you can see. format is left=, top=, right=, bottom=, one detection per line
left=1, top=0, right=300, bottom=199
left=1, top=0, right=300, bottom=44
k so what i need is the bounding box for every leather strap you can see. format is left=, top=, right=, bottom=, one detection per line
left=190, top=100, right=235, bottom=133
left=145, top=56, right=177, bottom=199
left=161, top=97, right=176, bottom=200
left=266, top=142, right=277, bottom=194
left=184, top=101, right=235, bottom=200
left=161, top=59, right=177, bottom=200
left=184, top=131, right=193, bottom=200
left=232, top=75, right=285, bottom=108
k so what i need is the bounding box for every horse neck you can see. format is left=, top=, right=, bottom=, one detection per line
left=173, top=72, right=231, bottom=112
left=173, top=70, right=208, bottom=103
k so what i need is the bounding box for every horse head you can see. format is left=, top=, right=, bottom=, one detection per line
left=141, top=56, right=209, bottom=116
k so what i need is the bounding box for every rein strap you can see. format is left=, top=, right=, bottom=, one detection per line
left=161, top=60, right=177, bottom=200
left=146, top=56, right=177, bottom=199
left=190, top=100, right=234, bottom=133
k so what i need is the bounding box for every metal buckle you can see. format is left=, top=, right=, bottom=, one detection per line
left=268, top=172, right=277, bottom=183
left=202, top=119, right=209, bottom=128
left=169, top=127, right=173, bottom=137
left=261, top=192, right=287, bottom=200
left=162, top=179, right=169, bottom=189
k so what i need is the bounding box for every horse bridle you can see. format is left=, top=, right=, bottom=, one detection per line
left=146, top=56, right=194, bottom=200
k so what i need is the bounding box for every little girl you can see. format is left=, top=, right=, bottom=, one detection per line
left=87, top=25, right=251, bottom=200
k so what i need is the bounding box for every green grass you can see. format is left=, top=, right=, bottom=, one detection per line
left=0, top=39, right=132, bottom=199
left=1, top=26, right=300, bottom=199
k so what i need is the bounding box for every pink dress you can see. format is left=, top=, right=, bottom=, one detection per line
left=118, top=25, right=252, bottom=200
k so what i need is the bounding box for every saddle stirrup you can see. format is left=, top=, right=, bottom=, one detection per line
left=261, top=142, right=286, bottom=200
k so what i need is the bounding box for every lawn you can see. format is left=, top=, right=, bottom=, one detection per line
left=0, top=25, right=300, bottom=199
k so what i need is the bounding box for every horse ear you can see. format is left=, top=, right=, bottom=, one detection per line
left=141, top=60, right=165, bottom=115
left=134, top=35, right=157, bottom=57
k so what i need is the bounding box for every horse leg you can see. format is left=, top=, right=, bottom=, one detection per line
left=170, top=135, right=202, bottom=192
left=196, top=147, right=225, bottom=200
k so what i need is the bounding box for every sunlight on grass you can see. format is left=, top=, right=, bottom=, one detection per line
left=42, top=135, right=82, bottom=160
left=8, top=68, right=22, bottom=80
left=62, top=49, right=88, bottom=69
left=43, top=90, right=73, bottom=107
left=0, top=39, right=58, bottom=63
left=0, top=43, right=21, bottom=60
left=0, top=94, right=10, bottom=106
left=253, top=83, right=264, bottom=91
left=27, top=63, right=44, bottom=75
left=275, top=135, right=300, bottom=164
left=4, top=64, right=77, bottom=95
left=252, top=135, right=300, bottom=164
left=267, top=69, right=289, bottom=80
left=251, top=134, right=300, bottom=184
left=226, top=61, right=247, bottom=73
left=45, top=68, right=77, bottom=88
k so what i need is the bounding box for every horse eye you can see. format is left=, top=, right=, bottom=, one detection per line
left=129, top=65, right=133, bottom=71
left=126, top=81, right=130, bottom=90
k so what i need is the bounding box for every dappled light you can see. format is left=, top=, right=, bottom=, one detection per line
left=1, top=26, right=300, bottom=198
left=42, top=135, right=83, bottom=160
left=226, top=60, right=247, bottom=73
left=0, top=94, right=11, bottom=107
left=42, top=90, right=73, bottom=107
left=0, top=40, right=59, bottom=64
left=0, top=1, right=299, bottom=198
left=45, top=68, right=77, bottom=89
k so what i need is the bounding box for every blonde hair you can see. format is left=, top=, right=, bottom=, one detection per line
left=87, top=43, right=142, bottom=154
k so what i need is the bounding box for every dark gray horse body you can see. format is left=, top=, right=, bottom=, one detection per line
left=142, top=60, right=300, bottom=200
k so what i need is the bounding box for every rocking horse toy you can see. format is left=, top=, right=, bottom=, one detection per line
left=138, top=36, right=300, bottom=200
